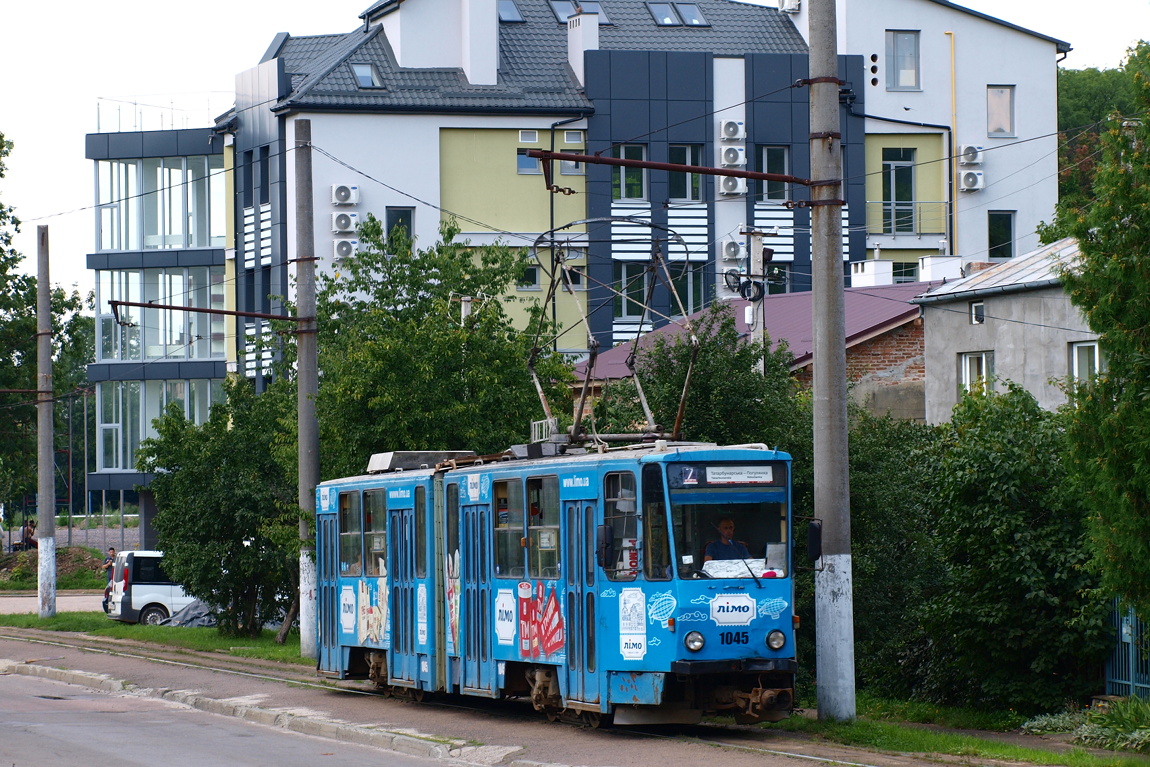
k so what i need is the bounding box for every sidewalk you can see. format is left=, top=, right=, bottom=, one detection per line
left=0, top=592, right=104, bottom=614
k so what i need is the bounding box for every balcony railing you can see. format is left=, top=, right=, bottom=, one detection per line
left=865, top=201, right=948, bottom=236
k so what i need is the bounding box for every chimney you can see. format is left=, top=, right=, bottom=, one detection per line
left=462, top=0, right=498, bottom=85
left=568, top=11, right=599, bottom=87
left=850, top=259, right=894, bottom=287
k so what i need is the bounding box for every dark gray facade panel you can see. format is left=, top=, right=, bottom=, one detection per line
left=610, top=51, right=653, bottom=99
left=87, top=471, right=153, bottom=492
left=666, top=101, right=709, bottom=140
left=665, top=53, right=710, bottom=100
left=86, top=128, right=221, bottom=160
left=753, top=102, right=794, bottom=144
left=87, top=360, right=227, bottom=382
left=584, top=53, right=613, bottom=102
left=86, top=249, right=226, bottom=271
left=648, top=52, right=669, bottom=102
left=106, top=132, right=145, bottom=158
left=141, top=132, right=180, bottom=157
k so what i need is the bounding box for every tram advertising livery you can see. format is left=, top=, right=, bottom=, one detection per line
left=316, top=442, right=799, bottom=725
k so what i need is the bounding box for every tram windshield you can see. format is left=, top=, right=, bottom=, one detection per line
left=664, top=462, right=788, bottom=579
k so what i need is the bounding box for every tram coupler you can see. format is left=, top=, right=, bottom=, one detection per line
left=732, top=686, right=794, bottom=723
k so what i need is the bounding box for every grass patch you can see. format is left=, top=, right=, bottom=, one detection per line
left=759, top=711, right=1150, bottom=767
left=0, top=612, right=310, bottom=666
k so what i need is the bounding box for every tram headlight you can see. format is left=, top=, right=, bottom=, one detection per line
left=766, top=629, right=786, bottom=650
left=685, top=631, right=705, bottom=652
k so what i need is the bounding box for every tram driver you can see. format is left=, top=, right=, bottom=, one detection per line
left=703, top=517, right=751, bottom=561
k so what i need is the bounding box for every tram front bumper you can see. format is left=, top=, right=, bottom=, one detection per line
left=669, top=657, right=798, bottom=675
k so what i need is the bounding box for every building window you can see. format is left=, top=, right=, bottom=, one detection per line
left=676, top=3, right=708, bottom=25
left=766, top=264, right=791, bottom=294
left=649, top=2, right=681, bottom=24
left=881, top=148, right=915, bottom=234
left=614, top=261, right=648, bottom=319
left=610, top=144, right=647, bottom=201
left=564, top=130, right=583, bottom=144
left=517, top=148, right=543, bottom=175
left=960, top=351, right=995, bottom=394
left=987, top=86, right=1015, bottom=136
left=970, top=300, right=985, bottom=325
left=550, top=0, right=611, bottom=23
left=96, top=378, right=223, bottom=472
left=893, top=261, right=918, bottom=283
left=1071, top=341, right=1104, bottom=382
left=497, top=0, right=525, bottom=22
left=670, top=262, right=705, bottom=315
left=350, top=63, right=382, bottom=88
left=384, top=207, right=414, bottom=247
left=560, top=159, right=584, bottom=175
left=668, top=144, right=703, bottom=201
left=886, top=30, right=920, bottom=90
left=519, top=129, right=538, bottom=143
left=97, top=155, right=225, bottom=252
left=761, top=146, right=790, bottom=201
left=517, top=264, right=540, bottom=289
left=988, top=210, right=1014, bottom=258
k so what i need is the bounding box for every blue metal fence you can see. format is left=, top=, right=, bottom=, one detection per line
left=1106, top=603, right=1150, bottom=699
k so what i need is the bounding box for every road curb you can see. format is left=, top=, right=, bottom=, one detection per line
left=1, top=658, right=576, bottom=765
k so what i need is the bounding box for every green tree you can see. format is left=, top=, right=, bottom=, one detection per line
left=1056, top=42, right=1150, bottom=620
left=313, top=218, right=570, bottom=479
left=0, top=131, right=90, bottom=525
left=916, top=385, right=1110, bottom=712
left=1050, top=47, right=1144, bottom=219
left=137, top=378, right=298, bottom=637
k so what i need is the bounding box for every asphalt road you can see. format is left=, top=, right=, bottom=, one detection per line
left=0, top=672, right=438, bottom=767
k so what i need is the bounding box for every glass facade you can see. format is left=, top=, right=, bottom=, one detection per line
left=97, top=155, right=226, bottom=252
left=97, top=266, right=226, bottom=362
left=97, top=378, right=223, bottom=471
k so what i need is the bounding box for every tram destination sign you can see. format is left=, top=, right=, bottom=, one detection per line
left=707, top=466, right=774, bottom=484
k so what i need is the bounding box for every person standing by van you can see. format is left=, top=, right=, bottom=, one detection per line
left=101, top=547, right=116, bottom=580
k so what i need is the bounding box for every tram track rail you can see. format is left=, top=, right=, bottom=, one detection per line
left=0, top=628, right=1008, bottom=767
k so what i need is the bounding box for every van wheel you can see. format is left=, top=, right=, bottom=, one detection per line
left=139, top=605, right=169, bottom=625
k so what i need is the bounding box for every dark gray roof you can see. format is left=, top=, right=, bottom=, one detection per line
left=268, top=0, right=807, bottom=114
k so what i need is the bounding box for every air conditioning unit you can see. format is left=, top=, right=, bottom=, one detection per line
left=332, top=211, right=359, bottom=233
left=718, top=176, right=747, bottom=195
left=720, top=238, right=746, bottom=261
left=333, top=239, right=359, bottom=260
left=958, top=145, right=984, bottom=165
left=959, top=170, right=985, bottom=192
left=720, top=146, right=747, bottom=167
left=331, top=184, right=360, bottom=205
left=718, top=119, right=745, bottom=141
left=779, top=0, right=800, bottom=12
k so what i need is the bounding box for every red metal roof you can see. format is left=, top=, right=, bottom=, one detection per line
left=576, top=280, right=940, bottom=382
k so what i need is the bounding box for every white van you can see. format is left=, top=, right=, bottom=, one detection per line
left=106, top=550, right=194, bottom=625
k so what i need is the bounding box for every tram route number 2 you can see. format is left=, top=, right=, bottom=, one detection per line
left=719, top=631, right=749, bottom=645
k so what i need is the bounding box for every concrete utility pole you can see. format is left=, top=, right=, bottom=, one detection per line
left=36, top=226, right=56, bottom=618
left=295, top=119, right=319, bottom=659
left=808, top=0, right=856, bottom=721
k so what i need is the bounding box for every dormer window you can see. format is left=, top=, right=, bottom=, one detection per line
left=351, top=63, right=382, bottom=88
left=550, top=0, right=611, bottom=24
left=676, top=3, right=708, bottom=25
left=648, top=3, right=680, bottom=24
left=647, top=2, right=708, bottom=25
left=498, top=0, right=525, bottom=22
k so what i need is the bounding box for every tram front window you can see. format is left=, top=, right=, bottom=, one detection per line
left=665, top=462, right=788, bottom=579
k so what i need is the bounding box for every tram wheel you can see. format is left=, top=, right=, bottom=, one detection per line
left=544, top=707, right=561, bottom=723
left=580, top=711, right=602, bottom=728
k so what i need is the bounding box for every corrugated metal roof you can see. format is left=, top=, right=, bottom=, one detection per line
left=270, top=0, right=807, bottom=114
left=577, top=280, right=939, bottom=381
left=913, top=237, right=1078, bottom=305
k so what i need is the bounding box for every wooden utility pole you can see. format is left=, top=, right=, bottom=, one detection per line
left=295, top=119, right=319, bottom=659
left=808, top=0, right=856, bottom=721
left=36, top=225, right=56, bottom=618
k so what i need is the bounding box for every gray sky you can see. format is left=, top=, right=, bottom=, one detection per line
left=2, top=0, right=1146, bottom=301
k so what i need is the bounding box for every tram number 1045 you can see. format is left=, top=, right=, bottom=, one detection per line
left=719, top=631, right=750, bottom=645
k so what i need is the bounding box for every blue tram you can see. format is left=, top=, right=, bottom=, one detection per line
left=315, top=441, right=799, bottom=725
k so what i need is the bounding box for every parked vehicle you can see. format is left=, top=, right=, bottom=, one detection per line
left=316, top=442, right=808, bottom=726
left=106, top=550, right=194, bottom=625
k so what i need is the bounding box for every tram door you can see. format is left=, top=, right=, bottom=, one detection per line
left=389, top=500, right=418, bottom=685
left=564, top=500, right=600, bottom=704
left=461, top=503, right=491, bottom=693
left=316, top=511, right=340, bottom=674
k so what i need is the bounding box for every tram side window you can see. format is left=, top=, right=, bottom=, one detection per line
left=339, top=491, right=363, bottom=576
left=446, top=483, right=460, bottom=578
left=642, top=465, right=671, bottom=580
left=527, top=476, right=560, bottom=579
left=415, top=485, right=427, bottom=578
left=364, top=489, right=387, bottom=577
left=604, top=472, right=638, bottom=581
left=493, top=479, right=525, bottom=577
